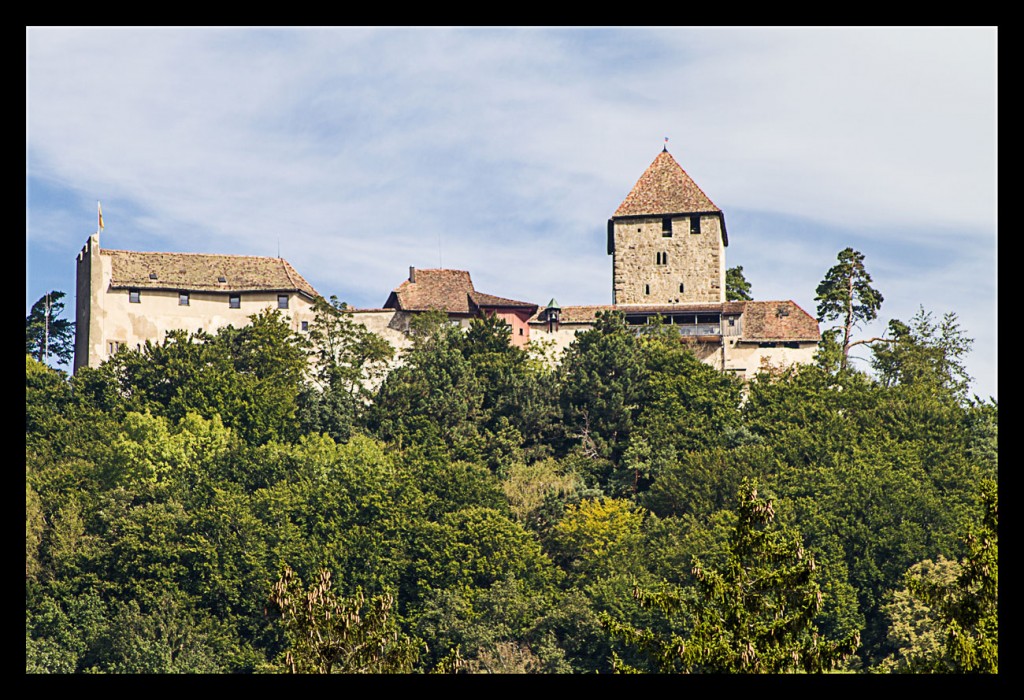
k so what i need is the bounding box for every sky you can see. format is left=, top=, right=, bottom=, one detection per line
left=26, top=27, right=998, bottom=400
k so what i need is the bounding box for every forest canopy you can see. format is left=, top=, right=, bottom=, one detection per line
left=26, top=282, right=997, bottom=673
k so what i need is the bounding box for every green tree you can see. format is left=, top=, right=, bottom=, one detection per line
left=559, top=310, right=647, bottom=466
left=26, top=290, right=75, bottom=366
left=905, top=480, right=997, bottom=673
left=871, top=307, right=974, bottom=403
left=549, top=497, right=646, bottom=585
left=814, top=248, right=885, bottom=369
left=878, top=556, right=960, bottom=673
left=299, top=295, right=393, bottom=443
left=102, top=310, right=307, bottom=444
left=369, top=310, right=487, bottom=459
left=607, top=482, right=860, bottom=673
left=725, top=266, right=753, bottom=301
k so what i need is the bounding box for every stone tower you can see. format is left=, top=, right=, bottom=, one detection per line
left=608, top=148, right=728, bottom=304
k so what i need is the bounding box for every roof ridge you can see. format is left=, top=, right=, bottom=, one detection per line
left=102, top=248, right=291, bottom=261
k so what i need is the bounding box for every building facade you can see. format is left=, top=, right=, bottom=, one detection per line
left=73, top=233, right=319, bottom=371
left=70, top=147, right=819, bottom=383
left=529, top=147, right=820, bottom=381
left=608, top=149, right=727, bottom=305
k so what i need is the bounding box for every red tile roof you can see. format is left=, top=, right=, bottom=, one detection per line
left=614, top=150, right=721, bottom=217
left=736, top=301, right=820, bottom=342
left=384, top=269, right=536, bottom=314
left=103, top=249, right=319, bottom=297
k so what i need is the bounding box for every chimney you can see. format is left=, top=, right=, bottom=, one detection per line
left=409, top=266, right=416, bottom=283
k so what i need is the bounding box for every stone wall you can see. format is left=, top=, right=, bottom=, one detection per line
left=612, top=214, right=725, bottom=305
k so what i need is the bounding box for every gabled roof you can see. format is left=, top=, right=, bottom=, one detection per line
left=383, top=268, right=536, bottom=315
left=737, top=301, right=821, bottom=342
left=103, top=248, right=319, bottom=297
left=614, top=149, right=721, bottom=217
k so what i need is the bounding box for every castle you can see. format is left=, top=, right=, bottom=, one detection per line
left=73, top=148, right=820, bottom=379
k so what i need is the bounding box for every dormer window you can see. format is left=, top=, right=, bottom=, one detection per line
left=149, top=272, right=158, bottom=280
left=218, top=275, right=227, bottom=283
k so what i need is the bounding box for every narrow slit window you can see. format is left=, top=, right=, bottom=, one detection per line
left=644, top=284, right=650, bottom=295
left=679, top=282, right=685, bottom=293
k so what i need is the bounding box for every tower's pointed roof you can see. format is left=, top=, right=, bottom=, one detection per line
left=614, top=149, right=721, bottom=217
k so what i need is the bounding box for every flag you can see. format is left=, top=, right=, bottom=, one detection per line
left=98, top=201, right=104, bottom=231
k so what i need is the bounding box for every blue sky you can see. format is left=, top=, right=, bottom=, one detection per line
left=26, top=27, right=997, bottom=400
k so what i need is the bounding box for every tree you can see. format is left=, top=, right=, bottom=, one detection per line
left=558, top=310, right=647, bottom=466
left=368, top=310, right=487, bottom=459
left=299, top=295, right=394, bottom=442
left=870, top=307, right=973, bottom=402
left=26, top=291, right=75, bottom=366
left=904, top=480, right=997, bottom=673
left=878, top=556, right=960, bottom=673
left=269, top=566, right=419, bottom=673
left=814, top=248, right=884, bottom=369
left=725, top=266, right=753, bottom=301
left=606, top=482, right=860, bottom=673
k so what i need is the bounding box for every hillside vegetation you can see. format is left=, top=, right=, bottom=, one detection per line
left=26, top=301, right=997, bottom=673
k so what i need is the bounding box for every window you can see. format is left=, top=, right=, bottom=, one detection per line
left=179, top=292, right=190, bottom=306
left=728, top=318, right=735, bottom=327
left=656, top=252, right=668, bottom=265
left=644, top=284, right=650, bottom=295
left=229, top=294, right=241, bottom=309
left=278, top=294, right=289, bottom=309
left=662, top=217, right=672, bottom=237
left=690, top=215, right=701, bottom=234
left=679, top=282, right=685, bottom=293
left=107, top=340, right=123, bottom=355
left=301, top=321, right=309, bottom=331
left=519, top=328, right=524, bottom=336
left=129, top=289, right=140, bottom=304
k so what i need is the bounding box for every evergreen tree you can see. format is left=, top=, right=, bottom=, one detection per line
left=606, top=481, right=860, bottom=673
left=814, top=248, right=884, bottom=369
left=725, top=266, right=753, bottom=301
left=26, top=290, right=75, bottom=366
